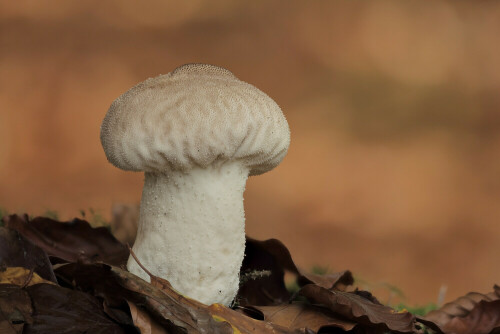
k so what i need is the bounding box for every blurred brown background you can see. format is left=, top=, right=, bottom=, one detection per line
left=1, top=0, right=499, bottom=306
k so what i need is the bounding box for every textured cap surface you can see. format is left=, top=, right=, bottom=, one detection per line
left=100, top=63, right=290, bottom=175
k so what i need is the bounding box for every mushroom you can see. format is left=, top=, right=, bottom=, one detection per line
left=100, top=63, right=290, bottom=305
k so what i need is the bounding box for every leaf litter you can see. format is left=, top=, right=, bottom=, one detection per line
left=0, top=213, right=499, bottom=333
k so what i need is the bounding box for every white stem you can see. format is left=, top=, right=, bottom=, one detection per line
left=127, top=163, right=249, bottom=305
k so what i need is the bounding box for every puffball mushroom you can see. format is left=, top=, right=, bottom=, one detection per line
left=100, top=63, right=290, bottom=305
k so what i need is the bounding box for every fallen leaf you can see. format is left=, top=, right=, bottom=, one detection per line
left=441, top=299, right=500, bottom=334
left=247, top=238, right=353, bottom=290
left=208, top=303, right=305, bottom=334
left=102, top=300, right=137, bottom=331
left=298, top=271, right=354, bottom=292
left=5, top=214, right=129, bottom=266
left=0, top=226, right=56, bottom=283
left=299, top=284, right=415, bottom=333
left=351, top=290, right=383, bottom=306
left=0, top=284, right=33, bottom=334
left=238, top=238, right=353, bottom=306
left=23, top=283, right=127, bottom=334
left=0, top=267, right=56, bottom=287
left=424, top=285, right=500, bottom=334
left=243, top=302, right=357, bottom=332
left=128, top=301, right=168, bottom=334
left=238, top=238, right=291, bottom=306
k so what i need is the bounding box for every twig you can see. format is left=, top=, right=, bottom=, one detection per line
left=126, top=243, right=154, bottom=278
left=21, top=267, right=35, bottom=288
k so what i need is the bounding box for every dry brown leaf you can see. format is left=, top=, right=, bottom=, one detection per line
left=128, top=301, right=168, bottom=334
left=424, top=285, right=500, bottom=333
left=247, top=238, right=353, bottom=290
left=24, top=283, right=126, bottom=334
left=239, top=238, right=353, bottom=306
left=0, top=267, right=56, bottom=287
left=0, top=226, right=56, bottom=283
left=0, top=284, right=33, bottom=334
left=440, top=299, right=500, bottom=334
left=299, top=271, right=354, bottom=292
left=244, top=302, right=357, bottom=332
left=238, top=239, right=290, bottom=306
left=5, top=214, right=128, bottom=266
left=300, top=284, right=415, bottom=333
left=208, top=303, right=305, bottom=334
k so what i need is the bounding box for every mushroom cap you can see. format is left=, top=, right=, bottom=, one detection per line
left=100, top=64, right=290, bottom=176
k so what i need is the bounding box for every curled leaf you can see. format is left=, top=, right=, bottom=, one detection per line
left=438, top=299, right=500, bottom=334
left=244, top=302, right=357, bottom=332
left=299, top=284, right=415, bottom=333
left=239, top=238, right=353, bottom=306
left=247, top=238, right=353, bottom=290
left=5, top=214, right=128, bottom=266
left=425, top=285, right=500, bottom=334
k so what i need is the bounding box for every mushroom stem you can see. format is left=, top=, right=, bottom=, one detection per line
left=127, top=163, right=249, bottom=305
